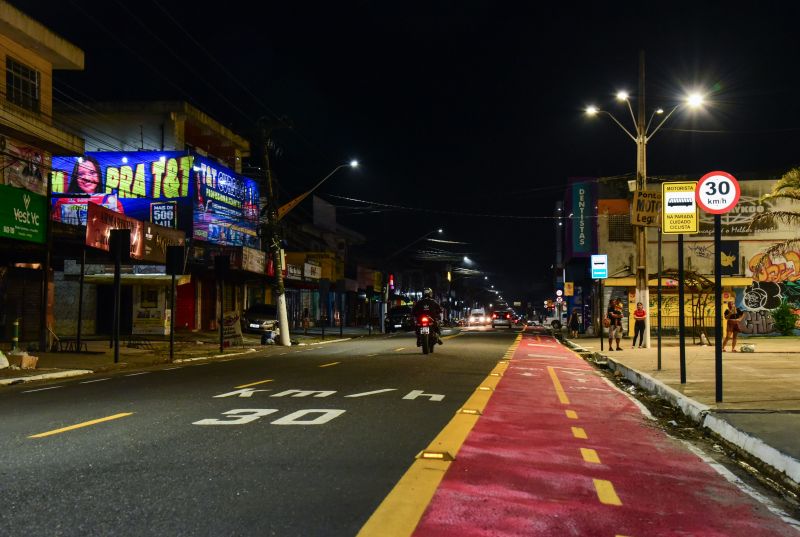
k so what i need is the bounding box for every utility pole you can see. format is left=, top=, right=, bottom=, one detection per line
left=259, top=119, right=291, bottom=346
left=635, top=50, right=651, bottom=348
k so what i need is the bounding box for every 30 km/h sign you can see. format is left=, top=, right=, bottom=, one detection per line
left=662, top=181, right=698, bottom=234
left=696, top=171, right=740, bottom=214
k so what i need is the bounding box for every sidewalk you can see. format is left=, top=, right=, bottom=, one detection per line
left=569, top=334, right=800, bottom=489
left=0, top=326, right=383, bottom=386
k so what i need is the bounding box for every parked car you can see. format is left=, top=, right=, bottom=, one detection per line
left=385, top=305, right=414, bottom=332
left=491, top=309, right=514, bottom=328
left=242, top=303, right=279, bottom=334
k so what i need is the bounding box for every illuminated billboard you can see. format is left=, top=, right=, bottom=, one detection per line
left=50, top=152, right=260, bottom=248
left=191, top=155, right=259, bottom=248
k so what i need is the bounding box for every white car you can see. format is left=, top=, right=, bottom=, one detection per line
left=468, top=309, right=487, bottom=326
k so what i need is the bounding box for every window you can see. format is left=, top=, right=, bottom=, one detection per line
left=6, top=57, right=40, bottom=112
left=608, top=214, right=633, bottom=242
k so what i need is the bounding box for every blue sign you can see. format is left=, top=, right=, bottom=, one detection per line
left=567, top=179, right=596, bottom=258
left=590, top=254, right=608, bottom=279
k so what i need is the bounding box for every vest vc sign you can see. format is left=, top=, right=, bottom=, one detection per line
left=0, top=184, right=46, bottom=243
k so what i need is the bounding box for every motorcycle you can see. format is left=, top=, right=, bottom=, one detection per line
left=416, top=314, right=437, bottom=355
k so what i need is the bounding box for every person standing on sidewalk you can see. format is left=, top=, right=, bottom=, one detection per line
left=632, top=302, right=647, bottom=348
left=722, top=301, right=744, bottom=352
left=568, top=309, right=580, bottom=339
left=607, top=298, right=623, bottom=351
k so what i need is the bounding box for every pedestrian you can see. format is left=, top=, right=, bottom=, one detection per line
left=632, top=302, right=647, bottom=348
left=722, top=301, right=744, bottom=352
left=568, top=309, right=580, bottom=339
left=607, top=298, right=623, bottom=351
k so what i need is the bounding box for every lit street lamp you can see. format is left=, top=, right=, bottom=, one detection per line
left=585, top=51, right=705, bottom=348
left=264, top=159, right=359, bottom=346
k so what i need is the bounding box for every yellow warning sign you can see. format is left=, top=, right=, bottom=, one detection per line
left=662, top=181, right=698, bottom=234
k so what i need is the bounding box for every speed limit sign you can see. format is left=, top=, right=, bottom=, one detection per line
left=695, top=171, right=740, bottom=214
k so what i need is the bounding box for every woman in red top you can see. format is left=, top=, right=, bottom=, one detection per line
left=632, top=302, right=647, bottom=348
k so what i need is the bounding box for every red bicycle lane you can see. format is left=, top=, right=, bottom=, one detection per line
left=412, top=333, right=797, bottom=537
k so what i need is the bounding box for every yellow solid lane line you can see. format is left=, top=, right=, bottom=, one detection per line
left=571, top=426, right=588, bottom=439
left=29, top=413, right=133, bottom=439
left=235, top=379, right=274, bottom=389
left=565, top=409, right=579, bottom=419
left=319, top=362, right=340, bottom=368
left=593, top=479, right=623, bottom=506
left=394, top=348, right=405, bottom=352
left=581, top=447, right=601, bottom=464
left=358, top=337, right=518, bottom=537
left=547, top=366, right=570, bottom=404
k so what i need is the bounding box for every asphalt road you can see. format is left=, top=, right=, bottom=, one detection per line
left=0, top=328, right=516, bottom=537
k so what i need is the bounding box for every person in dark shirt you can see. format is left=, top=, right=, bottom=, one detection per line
left=412, top=288, right=443, bottom=345
left=607, top=298, right=623, bottom=351
left=722, top=301, right=744, bottom=352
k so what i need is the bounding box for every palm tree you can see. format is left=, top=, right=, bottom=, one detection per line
left=750, top=167, right=800, bottom=263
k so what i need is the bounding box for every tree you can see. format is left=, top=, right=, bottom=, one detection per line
left=771, top=300, right=799, bottom=336
left=750, top=167, right=800, bottom=261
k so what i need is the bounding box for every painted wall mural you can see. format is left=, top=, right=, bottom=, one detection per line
left=738, top=279, right=800, bottom=335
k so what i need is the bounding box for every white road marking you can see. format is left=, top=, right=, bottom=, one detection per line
left=345, top=389, right=397, bottom=398
left=162, top=367, right=182, bottom=370
left=125, top=372, right=150, bottom=377
left=214, top=388, right=271, bottom=398
left=23, top=386, right=63, bottom=393
left=402, top=390, right=445, bottom=402
left=80, top=378, right=110, bottom=384
left=271, top=409, right=346, bottom=425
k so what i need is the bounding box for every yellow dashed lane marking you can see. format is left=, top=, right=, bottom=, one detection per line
left=581, top=448, right=601, bottom=464
left=593, top=479, right=622, bottom=506
left=565, top=409, right=578, bottom=419
left=30, top=413, right=133, bottom=439
left=547, top=366, right=570, bottom=404
left=235, top=379, right=274, bottom=389
left=571, top=426, right=588, bottom=439
left=319, top=362, right=340, bottom=368
left=394, top=348, right=405, bottom=352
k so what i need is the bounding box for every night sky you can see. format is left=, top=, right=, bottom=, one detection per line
left=15, top=1, right=800, bottom=301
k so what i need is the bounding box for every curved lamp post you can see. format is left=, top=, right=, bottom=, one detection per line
left=585, top=54, right=705, bottom=349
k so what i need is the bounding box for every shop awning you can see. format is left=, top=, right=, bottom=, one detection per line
left=83, top=273, right=191, bottom=286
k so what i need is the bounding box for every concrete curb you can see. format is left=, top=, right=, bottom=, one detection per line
left=0, top=369, right=94, bottom=386
left=602, top=354, right=800, bottom=488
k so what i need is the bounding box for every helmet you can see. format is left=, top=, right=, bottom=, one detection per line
left=423, top=287, right=433, bottom=298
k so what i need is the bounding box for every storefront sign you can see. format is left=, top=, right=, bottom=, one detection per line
left=242, top=246, right=266, bottom=274
left=0, top=184, right=47, bottom=243
left=304, top=262, right=322, bottom=280
left=632, top=190, right=662, bottom=227
left=85, top=202, right=144, bottom=258
left=567, top=179, right=596, bottom=258
left=286, top=264, right=302, bottom=280
left=141, top=222, right=185, bottom=264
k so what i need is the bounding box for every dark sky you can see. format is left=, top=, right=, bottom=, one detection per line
left=15, top=1, right=800, bottom=301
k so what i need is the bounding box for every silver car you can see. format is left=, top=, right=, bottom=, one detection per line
left=491, top=310, right=514, bottom=328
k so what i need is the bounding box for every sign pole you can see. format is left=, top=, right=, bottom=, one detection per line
left=695, top=171, right=741, bottom=402
left=714, top=214, right=723, bottom=402
left=599, top=279, right=603, bottom=352
left=170, top=272, right=176, bottom=363
left=657, top=227, right=662, bottom=370
left=678, top=233, right=686, bottom=384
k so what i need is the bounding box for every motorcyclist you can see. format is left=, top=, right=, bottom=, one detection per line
left=412, top=287, right=444, bottom=345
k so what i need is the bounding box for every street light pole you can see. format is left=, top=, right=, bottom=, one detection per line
left=635, top=50, right=651, bottom=348
left=586, top=52, right=707, bottom=349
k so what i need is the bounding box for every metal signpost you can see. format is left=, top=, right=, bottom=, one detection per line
left=695, top=171, right=741, bottom=403
left=591, top=254, right=608, bottom=351
left=662, top=181, right=698, bottom=383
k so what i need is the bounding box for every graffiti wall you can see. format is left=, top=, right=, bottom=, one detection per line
left=737, top=277, right=800, bottom=335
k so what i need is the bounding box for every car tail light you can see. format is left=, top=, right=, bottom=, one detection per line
left=505, top=313, right=511, bottom=319
left=492, top=313, right=497, bottom=319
